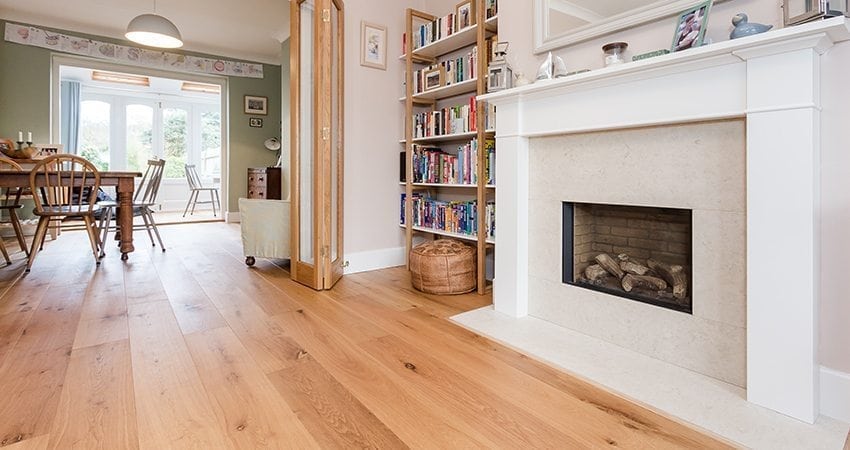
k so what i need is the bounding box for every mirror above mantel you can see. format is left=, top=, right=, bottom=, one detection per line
left=533, top=0, right=728, bottom=53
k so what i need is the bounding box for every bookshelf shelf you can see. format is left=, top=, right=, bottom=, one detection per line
left=401, top=2, right=498, bottom=295
left=401, top=224, right=495, bottom=245
left=399, top=182, right=496, bottom=189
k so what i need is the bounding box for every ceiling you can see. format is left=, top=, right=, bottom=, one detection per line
left=0, top=0, right=290, bottom=65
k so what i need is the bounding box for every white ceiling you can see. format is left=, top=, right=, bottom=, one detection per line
left=0, top=0, right=290, bottom=65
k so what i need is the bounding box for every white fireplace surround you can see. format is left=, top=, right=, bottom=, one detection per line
left=480, top=18, right=850, bottom=424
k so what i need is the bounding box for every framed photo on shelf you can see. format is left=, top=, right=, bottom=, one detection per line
left=423, top=67, right=445, bottom=92
left=456, top=1, right=476, bottom=29
left=244, top=95, right=268, bottom=115
left=671, top=0, right=711, bottom=52
left=361, top=21, right=387, bottom=70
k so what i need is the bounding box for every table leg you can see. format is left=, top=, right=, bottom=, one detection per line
left=117, top=177, right=135, bottom=260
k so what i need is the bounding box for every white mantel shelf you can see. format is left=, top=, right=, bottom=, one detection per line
left=481, top=17, right=850, bottom=113
left=485, top=16, right=850, bottom=425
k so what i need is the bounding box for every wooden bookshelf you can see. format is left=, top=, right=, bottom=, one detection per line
left=402, top=3, right=498, bottom=294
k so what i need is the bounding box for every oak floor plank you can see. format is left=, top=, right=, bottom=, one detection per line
left=184, top=326, right=320, bottom=449
left=362, top=334, right=587, bottom=448
left=73, top=259, right=128, bottom=350
left=268, top=355, right=408, bottom=450
left=1, top=434, right=48, bottom=450
left=127, top=301, right=230, bottom=449
left=122, top=253, right=168, bottom=305
left=0, top=282, right=87, bottom=447
left=47, top=340, right=138, bottom=449
left=272, top=310, right=493, bottom=448
left=341, top=294, right=729, bottom=449
left=148, top=251, right=226, bottom=335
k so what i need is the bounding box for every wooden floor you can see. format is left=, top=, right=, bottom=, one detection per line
left=0, top=222, right=738, bottom=449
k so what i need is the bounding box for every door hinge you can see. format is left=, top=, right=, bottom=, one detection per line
left=322, top=9, right=331, bottom=22
left=322, top=127, right=330, bottom=141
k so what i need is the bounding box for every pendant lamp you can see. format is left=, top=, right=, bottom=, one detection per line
left=125, top=1, right=183, bottom=48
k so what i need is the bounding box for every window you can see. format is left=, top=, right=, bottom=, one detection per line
left=79, top=100, right=111, bottom=171
left=77, top=88, right=221, bottom=179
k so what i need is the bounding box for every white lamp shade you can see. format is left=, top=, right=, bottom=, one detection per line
left=126, top=14, right=183, bottom=48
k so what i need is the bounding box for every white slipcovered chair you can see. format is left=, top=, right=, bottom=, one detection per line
left=238, top=197, right=290, bottom=266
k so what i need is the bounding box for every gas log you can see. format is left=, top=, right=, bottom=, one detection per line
left=584, top=264, right=610, bottom=282
left=622, top=274, right=668, bottom=292
left=647, top=259, right=688, bottom=300
left=594, top=253, right=624, bottom=279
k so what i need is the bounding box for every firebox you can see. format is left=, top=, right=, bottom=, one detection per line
left=562, top=202, right=693, bottom=314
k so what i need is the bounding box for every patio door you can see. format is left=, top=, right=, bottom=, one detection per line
left=290, top=0, right=344, bottom=290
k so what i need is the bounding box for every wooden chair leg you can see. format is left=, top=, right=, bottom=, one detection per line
left=0, top=236, right=11, bottom=265
left=98, top=206, right=113, bottom=258
left=26, top=217, right=50, bottom=272
left=82, top=216, right=101, bottom=266
left=140, top=211, right=155, bottom=246
left=8, top=209, right=28, bottom=256
left=183, top=190, right=196, bottom=217
left=145, top=209, right=166, bottom=251
left=190, top=191, right=199, bottom=216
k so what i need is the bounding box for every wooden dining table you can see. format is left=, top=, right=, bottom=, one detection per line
left=0, top=169, right=142, bottom=260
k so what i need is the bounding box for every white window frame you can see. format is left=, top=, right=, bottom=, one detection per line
left=51, top=54, right=229, bottom=213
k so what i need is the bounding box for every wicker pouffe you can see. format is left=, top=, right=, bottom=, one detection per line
left=409, top=239, right=476, bottom=294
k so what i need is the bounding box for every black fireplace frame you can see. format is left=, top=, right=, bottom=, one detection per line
left=562, top=202, right=693, bottom=314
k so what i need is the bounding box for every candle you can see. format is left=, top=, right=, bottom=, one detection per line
left=17, top=131, right=22, bottom=142
left=27, top=131, right=32, bottom=142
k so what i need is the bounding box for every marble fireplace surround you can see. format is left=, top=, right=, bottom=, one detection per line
left=479, top=18, right=850, bottom=424
left=529, top=121, right=746, bottom=387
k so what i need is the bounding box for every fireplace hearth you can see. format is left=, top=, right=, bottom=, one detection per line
left=562, top=202, right=693, bottom=313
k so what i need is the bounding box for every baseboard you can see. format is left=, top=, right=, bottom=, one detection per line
left=820, top=366, right=850, bottom=422
left=225, top=212, right=241, bottom=223
left=344, top=246, right=405, bottom=274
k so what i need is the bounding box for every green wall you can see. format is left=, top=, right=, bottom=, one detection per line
left=0, top=19, right=284, bottom=214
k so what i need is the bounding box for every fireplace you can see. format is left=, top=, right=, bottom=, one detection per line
left=562, top=202, right=693, bottom=313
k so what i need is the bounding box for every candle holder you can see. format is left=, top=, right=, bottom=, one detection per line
left=25, top=141, right=32, bottom=148
left=16, top=141, right=24, bottom=150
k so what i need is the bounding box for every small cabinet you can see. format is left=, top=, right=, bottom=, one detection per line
left=247, top=167, right=282, bottom=200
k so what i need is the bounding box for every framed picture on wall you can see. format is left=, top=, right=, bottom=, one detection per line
left=244, top=95, right=268, bottom=115
left=361, top=21, right=387, bottom=70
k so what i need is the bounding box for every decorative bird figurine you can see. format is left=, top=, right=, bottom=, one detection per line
left=730, top=13, right=773, bottom=39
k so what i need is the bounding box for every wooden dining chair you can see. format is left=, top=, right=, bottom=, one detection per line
left=183, top=164, right=220, bottom=217
left=27, top=154, right=101, bottom=272
left=0, top=156, right=28, bottom=262
left=98, top=159, right=166, bottom=254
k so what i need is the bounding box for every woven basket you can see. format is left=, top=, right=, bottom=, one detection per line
left=409, top=239, right=476, bottom=294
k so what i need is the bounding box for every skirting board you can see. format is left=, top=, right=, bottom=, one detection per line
left=225, top=212, right=241, bottom=223
left=344, top=246, right=406, bottom=275
left=820, top=366, right=850, bottom=423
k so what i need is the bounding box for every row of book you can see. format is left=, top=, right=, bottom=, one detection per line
left=412, top=139, right=495, bottom=185
left=485, top=0, right=498, bottom=19
left=406, top=12, right=461, bottom=52
left=414, top=97, right=477, bottom=138
left=400, top=193, right=495, bottom=239
left=411, top=47, right=479, bottom=95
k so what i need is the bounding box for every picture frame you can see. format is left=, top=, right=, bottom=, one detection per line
left=423, top=66, right=445, bottom=92
left=249, top=118, right=264, bottom=128
left=244, top=95, right=268, bottom=115
left=456, top=1, right=477, bottom=29
left=670, top=0, right=712, bottom=52
left=361, top=21, right=387, bottom=70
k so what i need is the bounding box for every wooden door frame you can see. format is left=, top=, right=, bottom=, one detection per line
left=290, top=0, right=345, bottom=290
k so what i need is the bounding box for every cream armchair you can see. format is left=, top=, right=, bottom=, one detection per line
left=238, top=197, right=290, bottom=266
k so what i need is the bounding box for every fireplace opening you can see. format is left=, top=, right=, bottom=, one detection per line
left=562, top=202, right=693, bottom=314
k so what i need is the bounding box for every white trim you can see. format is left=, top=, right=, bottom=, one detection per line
left=50, top=53, right=230, bottom=214
left=343, top=247, right=406, bottom=275
left=225, top=211, right=241, bottom=223
left=820, top=366, right=850, bottom=423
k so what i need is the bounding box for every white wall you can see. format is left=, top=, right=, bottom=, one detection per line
left=343, top=0, right=416, bottom=262
left=498, top=0, right=782, bottom=78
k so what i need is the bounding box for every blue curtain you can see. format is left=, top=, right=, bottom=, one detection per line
left=60, top=81, right=81, bottom=154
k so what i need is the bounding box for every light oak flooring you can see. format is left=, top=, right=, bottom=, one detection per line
left=0, top=222, right=752, bottom=448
